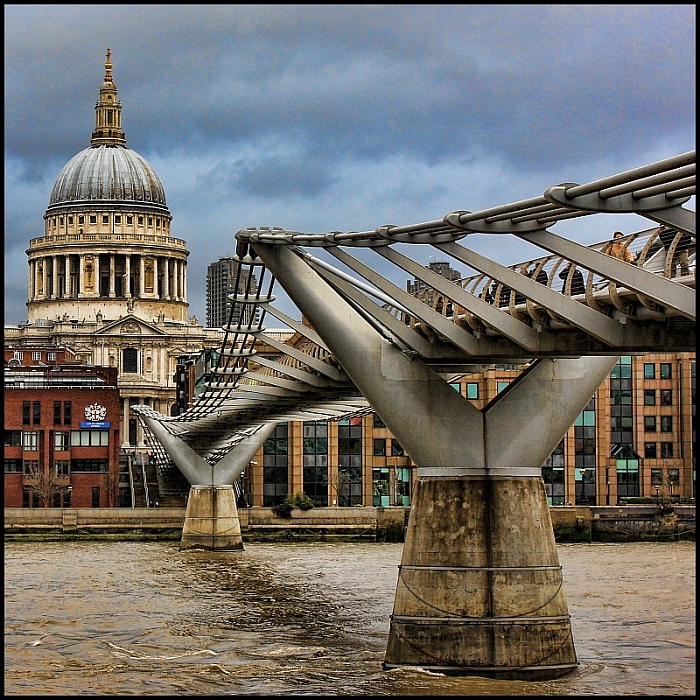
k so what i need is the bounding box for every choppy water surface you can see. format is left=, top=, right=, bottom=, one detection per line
left=4, top=540, right=695, bottom=695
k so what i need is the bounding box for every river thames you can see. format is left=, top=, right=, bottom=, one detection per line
left=4, top=539, right=695, bottom=696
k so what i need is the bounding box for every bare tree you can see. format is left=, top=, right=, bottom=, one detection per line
left=24, top=463, right=70, bottom=507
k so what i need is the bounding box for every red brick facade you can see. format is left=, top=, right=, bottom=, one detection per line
left=4, top=365, right=121, bottom=508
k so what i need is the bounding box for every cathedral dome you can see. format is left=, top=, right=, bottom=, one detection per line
left=45, top=48, right=169, bottom=217
left=47, top=145, right=168, bottom=213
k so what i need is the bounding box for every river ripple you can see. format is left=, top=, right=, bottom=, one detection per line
left=4, top=540, right=695, bottom=695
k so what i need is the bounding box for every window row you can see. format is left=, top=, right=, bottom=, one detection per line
left=12, top=351, right=58, bottom=362
left=4, top=430, right=109, bottom=449
left=644, top=389, right=673, bottom=405
left=644, top=442, right=675, bottom=459
left=4, top=458, right=108, bottom=474
left=644, top=416, right=674, bottom=432
left=49, top=214, right=163, bottom=228
left=643, top=362, right=674, bottom=379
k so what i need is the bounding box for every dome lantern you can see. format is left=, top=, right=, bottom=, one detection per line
left=91, top=48, right=126, bottom=147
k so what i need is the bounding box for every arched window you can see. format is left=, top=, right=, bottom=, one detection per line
left=122, top=348, right=138, bottom=373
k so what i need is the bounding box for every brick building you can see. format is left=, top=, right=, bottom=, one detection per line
left=4, top=363, right=121, bottom=508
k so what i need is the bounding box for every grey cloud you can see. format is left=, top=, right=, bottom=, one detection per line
left=4, top=4, right=695, bottom=326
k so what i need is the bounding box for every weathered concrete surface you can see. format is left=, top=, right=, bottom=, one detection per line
left=384, top=476, right=578, bottom=680
left=179, top=486, right=243, bottom=551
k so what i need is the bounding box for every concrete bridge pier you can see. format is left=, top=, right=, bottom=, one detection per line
left=138, top=414, right=277, bottom=550
left=384, top=474, right=575, bottom=679
left=180, top=485, right=243, bottom=551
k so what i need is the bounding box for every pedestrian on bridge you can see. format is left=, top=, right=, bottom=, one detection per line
left=605, top=231, right=637, bottom=264
left=558, top=262, right=585, bottom=296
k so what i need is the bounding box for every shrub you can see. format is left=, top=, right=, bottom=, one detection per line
left=272, top=493, right=315, bottom=518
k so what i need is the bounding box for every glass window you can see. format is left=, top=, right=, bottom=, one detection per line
left=660, top=442, right=674, bottom=458
left=54, top=432, right=69, bottom=450
left=23, top=459, right=39, bottom=476
left=70, top=430, right=108, bottom=447
left=373, top=413, right=385, bottom=428
left=643, top=363, right=655, bottom=379
left=644, top=389, right=656, bottom=405
left=660, top=416, right=673, bottom=432
left=32, top=401, right=41, bottom=425
left=54, top=401, right=61, bottom=424
left=114, top=215, right=121, bottom=224
left=668, top=468, right=680, bottom=485
left=650, top=468, right=663, bottom=485
left=55, top=460, right=70, bottom=477
left=372, top=467, right=390, bottom=507
left=48, top=352, right=57, bottom=361
left=22, top=400, right=30, bottom=425
left=32, top=351, right=41, bottom=361
left=90, top=215, right=96, bottom=224
left=373, top=438, right=386, bottom=456
left=4, top=431, right=22, bottom=446
left=123, top=348, right=139, bottom=373
left=391, top=439, right=404, bottom=456
left=4, top=459, right=23, bottom=473
left=466, top=383, right=479, bottom=399
left=660, top=363, right=672, bottom=379
left=497, top=382, right=510, bottom=393
left=71, top=459, right=108, bottom=472
left=337, top=466, right=363, bottom=507
left=102, top=215, right=109, bottom=224
left=660, top=390, right=673, bottom=406
left=126, top=216, right=133, bottom=225
left=644, top=415, right=657, bottom=432
left=63, top=401, right=72, bottom=425
left=23, top=431, right=39, bottom=450
left=645, top=442, right=657, bottom=459
left=78, top=215, right=84, bottom=224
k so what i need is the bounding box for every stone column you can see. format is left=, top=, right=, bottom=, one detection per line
left=109, top=254, right=116, bottom=297
left=163, top=258, right=170, bottom=299
left=125, top=255, right=131, bottom=298
left=28, top=259, right=35, bottom=302
left=77, top=255, right=84, bottom=299
left=52, top=255, right=59, bottom=299
left=152, top=257, right=159, bottom=297
left=139, top=256, right=145, bottom=297
left=64, top=255, right=72, bottom=298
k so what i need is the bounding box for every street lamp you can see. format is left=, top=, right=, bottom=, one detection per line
left=579, top=468, right=587, bottom=505
left=655, top=485, right=660, bottom=506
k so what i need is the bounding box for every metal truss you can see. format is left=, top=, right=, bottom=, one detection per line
left=135, top=150, right=695, bottom=477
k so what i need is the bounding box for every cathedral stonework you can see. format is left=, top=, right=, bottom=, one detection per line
left=8, top=50, right=222, bottom=448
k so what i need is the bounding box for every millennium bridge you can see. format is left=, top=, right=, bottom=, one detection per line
left=134, top=150, right=695, bottom=680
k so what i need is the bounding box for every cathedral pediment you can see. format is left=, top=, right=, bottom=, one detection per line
left=95, top=315, right=167, bottom=337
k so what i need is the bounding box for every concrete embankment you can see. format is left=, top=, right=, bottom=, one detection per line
left=4, top=505, right=695, bottom=542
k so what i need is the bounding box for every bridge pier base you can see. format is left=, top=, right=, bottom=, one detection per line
left=180, top=486, right=244, bottom=551
left=384, top=475, right=578, bottom=680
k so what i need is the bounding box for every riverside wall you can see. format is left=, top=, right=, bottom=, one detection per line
left=4, top=504, right=695, bottom=542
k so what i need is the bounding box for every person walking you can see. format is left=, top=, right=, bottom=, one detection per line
left=605, top=231, right=636, bottom=264
left=558, top=262, right=585, bottom=296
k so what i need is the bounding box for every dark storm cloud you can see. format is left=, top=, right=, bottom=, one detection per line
left=4, top=4, right=695, bottom=325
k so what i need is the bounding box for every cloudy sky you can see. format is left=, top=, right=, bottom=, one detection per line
left=4, top=4, right=695, bottom=327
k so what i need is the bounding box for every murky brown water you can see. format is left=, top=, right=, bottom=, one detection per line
left=4, top=540, right=695, bottom=695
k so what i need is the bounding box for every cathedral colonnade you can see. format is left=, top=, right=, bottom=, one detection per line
left=27, top=248, right=188, bottom=305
